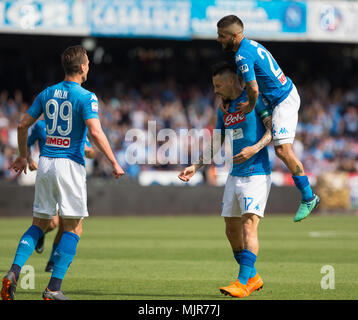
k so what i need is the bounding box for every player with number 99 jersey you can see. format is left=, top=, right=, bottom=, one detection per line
left=27, top=81, right=99, bottom=166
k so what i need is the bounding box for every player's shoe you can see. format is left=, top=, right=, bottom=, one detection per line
left=35, top=235, right=45, bottom=254
left=1, top=272, right=17, bottom=300
left=246, top=273, right=263, bottom=295
left=293, top=194, right=320, bottom=223
left=220, top=279, right=248, bottom=298
left=45, top=261, right=54, bottom=273
left=43, top=288, right=69, bottom=300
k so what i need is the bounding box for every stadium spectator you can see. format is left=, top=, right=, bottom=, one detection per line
left=1, top=79, right=358, bottom=181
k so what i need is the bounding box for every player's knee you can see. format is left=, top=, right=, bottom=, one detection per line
left=48, top=219, right=59, bottom=232
left=242, top=215, right=258, bottom=236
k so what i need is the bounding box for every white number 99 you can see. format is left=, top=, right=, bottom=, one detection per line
left=45, top=99, right=72, bottom=136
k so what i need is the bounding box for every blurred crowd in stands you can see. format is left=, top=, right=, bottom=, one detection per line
left=1, top=77, right=358, bottom=181
left=1, top=35, right=358, bottom=182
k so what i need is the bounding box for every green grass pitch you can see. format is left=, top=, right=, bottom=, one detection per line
left=0, top=215, right=357, bottom=300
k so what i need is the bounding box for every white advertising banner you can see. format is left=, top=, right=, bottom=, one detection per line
left=308, top=1, right=358, bottom=43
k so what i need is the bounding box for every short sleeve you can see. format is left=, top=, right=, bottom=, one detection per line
left=82, top=93, right=99, bottom=121
left=27, top=91, right=44, bottom=119
left=235, top=50, right=256, bottom=84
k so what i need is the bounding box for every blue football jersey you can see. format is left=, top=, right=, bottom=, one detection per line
left=216, top=90, right=271, bottom=177
left=235, top=37, right=293, bottom=107
left=27, top=80, right=99, bottom=166
left=27, top=119, right=47, bottom=151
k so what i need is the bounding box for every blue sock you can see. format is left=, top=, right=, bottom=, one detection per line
left=238, top=249, right=256, bottom=285
left=11, top=225, right=44, bottom=280
left=233, top=251, right=257, bottom=279
left=49, top=243, right=58, bottom=263
left=48, top=231, right=79, bottom=291
left=292, top=175, right=314, bottom=201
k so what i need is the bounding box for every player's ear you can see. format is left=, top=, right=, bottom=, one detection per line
left=78, top=64, right=84, bottom=75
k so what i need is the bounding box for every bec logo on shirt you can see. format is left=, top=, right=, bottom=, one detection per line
left=224, top=112, right=245, bottom=127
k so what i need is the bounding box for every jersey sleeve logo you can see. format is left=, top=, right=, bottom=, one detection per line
left=91, top=102, right=99, bottom=112
left=239, top=64, right=249, bottom=73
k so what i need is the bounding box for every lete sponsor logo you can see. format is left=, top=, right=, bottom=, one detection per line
left=46, top=136, right=71, bottom=148
left=224, top=112, right=245, bottom=127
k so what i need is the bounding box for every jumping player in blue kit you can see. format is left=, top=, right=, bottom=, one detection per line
left=2, top=45, right=124, bottom=300
left=216, top=15, right=319, bottom=223
left=27, top=119, right=96, bottom=273
left=179, top=62, right=273, bottom=298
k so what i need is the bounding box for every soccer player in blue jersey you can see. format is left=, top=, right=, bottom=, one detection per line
left=179, top=62, right=272, bottom=298
left=27, top=119, right=95, bottom=272
left=2, top=45, right=124, bottom=300
left=216, top=15, right=319, bottom=222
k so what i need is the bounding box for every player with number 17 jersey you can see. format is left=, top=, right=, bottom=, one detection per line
left=27, top=80, right=99, bottom=166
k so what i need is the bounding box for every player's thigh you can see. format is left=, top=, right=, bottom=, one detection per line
left=33, top=157, right=58, bottom=219
left=272, top=85, right=300, bottom=146
left=221, top=175, right=241, bottom=218
left=237, top=175, right=272, bottom=218
left=55, top=158, right=88, bottom=220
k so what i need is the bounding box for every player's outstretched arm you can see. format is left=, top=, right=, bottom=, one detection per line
left=85, top=118, right=124, bottom=179
left=178, top=134, right=225, bottom=182
left=10, top=113, right=37, bottom=176
left=233, top=115, right=272, bottom=164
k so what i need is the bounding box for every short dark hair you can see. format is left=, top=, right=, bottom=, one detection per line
left=217, top=15, right=244, bottom=29
left=61, top=45, right=87, bottom=75
left=211, top=61, right=235, bottom=77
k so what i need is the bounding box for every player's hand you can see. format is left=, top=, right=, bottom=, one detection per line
left=233, top=146, right=258, bottom=164
left=178, top=165, right=197, bottom=182
left=28, top=160, right=38, bottom=171
left=9, top=156, right=28, bottom=177
left=112, top=163, right=125, bottom=179
left=236, top=101, right=252, bottom=114
left=219, top=101, right=230, bottom=115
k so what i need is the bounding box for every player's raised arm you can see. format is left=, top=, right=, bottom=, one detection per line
left=85, top=118, right=124, bottom=179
